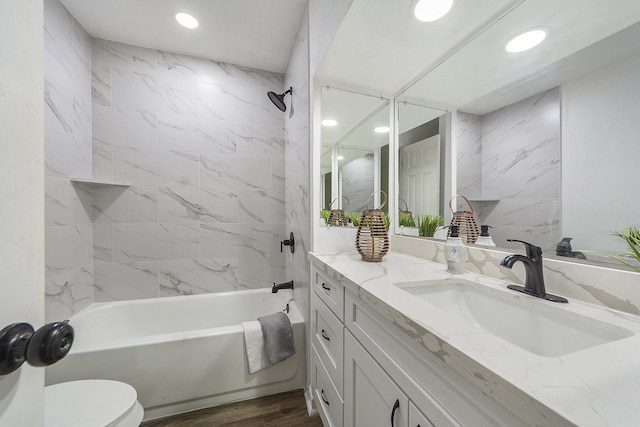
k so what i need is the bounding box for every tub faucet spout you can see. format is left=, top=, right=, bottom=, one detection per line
left=272, top=280, right=294, bottom=293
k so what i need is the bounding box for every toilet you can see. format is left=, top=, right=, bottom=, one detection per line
left=45, top=380, right=144, bottom=427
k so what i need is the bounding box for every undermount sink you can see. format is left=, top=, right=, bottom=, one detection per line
left=395, top=279, right=634, bottom=357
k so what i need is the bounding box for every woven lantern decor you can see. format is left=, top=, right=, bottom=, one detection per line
left=448, top=195, right=480, bottom=244
left=398, top=199, right=412, bottom=217
left=356, top=192, right=389, bottom=262
left=327, top=197, right=349, bottom=227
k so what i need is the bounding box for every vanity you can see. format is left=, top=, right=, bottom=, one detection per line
left=309, top=250, right=640, bottom=427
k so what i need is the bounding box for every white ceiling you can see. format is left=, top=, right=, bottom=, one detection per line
left=317, top=0, right=520, bottom=97
left=318, top=0, right=640, bottom=113
left=404, top=0, right=640, bottom=113
left=60, top=0, right=307, bottom=73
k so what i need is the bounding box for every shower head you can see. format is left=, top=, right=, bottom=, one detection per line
left=267, top=87, right=292, bottom=112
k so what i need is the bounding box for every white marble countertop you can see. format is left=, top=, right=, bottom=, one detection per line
left=310, top=251, right=640, bottom=427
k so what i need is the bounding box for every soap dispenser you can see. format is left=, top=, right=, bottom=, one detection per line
left=475, top=225, right=496, bottom=247
left=444, top=225, right=467, bottom=274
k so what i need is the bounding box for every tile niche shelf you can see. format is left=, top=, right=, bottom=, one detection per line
left=69, top=177, right=130, bottom=187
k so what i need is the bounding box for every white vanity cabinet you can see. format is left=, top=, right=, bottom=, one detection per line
left=310, top=266, right=346, bottom=427
left=344, top=290, right=527, bottom=427
left=310, top=261, right=530, bottom=427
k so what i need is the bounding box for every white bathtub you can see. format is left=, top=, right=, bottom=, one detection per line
left=45, top=288, right=305, bottom=420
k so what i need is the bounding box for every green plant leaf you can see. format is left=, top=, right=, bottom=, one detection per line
left=417, top=214, right=443, bottom=237
left=582, top=225, right=640, bottom=273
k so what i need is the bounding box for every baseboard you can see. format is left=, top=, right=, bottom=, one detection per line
left=305, top=383, right=318, bottom=416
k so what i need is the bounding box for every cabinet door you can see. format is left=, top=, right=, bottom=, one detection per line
left=345, top=332, right=408, bottom=427
left=409, top=402, right=434, bottom=427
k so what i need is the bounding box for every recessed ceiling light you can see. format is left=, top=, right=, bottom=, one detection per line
left=322, top=119, right=338, bottom=127
left=176, top=12, right=199, bottom=29
left=337, top=156, right=344, bottom=161
left=505, top=29, right=547, bottom=53
left=414, top=0, right=454, bottom=22
left=374, top=126, right=390, bottom=133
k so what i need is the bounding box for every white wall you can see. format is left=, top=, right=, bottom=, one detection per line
left=43, top=0, right=289, bottom=311
left=89, top=39, right=287, bottom=302
left=562, top=53, right=640, bottom=255
left=0, top=0, right=45, bottom=424
left=309, top=0, right=354, bottom=76
left=341, top=153, right=375, bottom=211
left=44, top=0, right=94, bottom=322
left=285, top=5, right=311, bottom=391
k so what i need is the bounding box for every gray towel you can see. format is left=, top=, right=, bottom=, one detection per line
left=258, top=312, right=295, bottom=365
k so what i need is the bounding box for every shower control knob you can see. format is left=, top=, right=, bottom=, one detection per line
left=0, top=322, right=35, bottom=375
left=280, top=232, right=295, bottom=254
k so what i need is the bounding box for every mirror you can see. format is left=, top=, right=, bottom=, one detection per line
left=396, top=102, right=451, bottom=237
left=320, top=86, right=390, bottom=224
left=454, top=88, right=561, bottom=251
left=399, top=6, right=640, bottom=266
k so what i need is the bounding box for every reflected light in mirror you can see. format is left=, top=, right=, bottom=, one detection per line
left=322, top=119, right=338, bottom=126
left=374, top=126, right=390, bottom=133
left=505, top=29, right=547, bottom=53
left=414, top=0, right=454, bottom=22
left=337, top=155, right=344, bottom=160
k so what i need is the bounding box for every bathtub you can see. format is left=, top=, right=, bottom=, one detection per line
left=45, top=288, right=305, bottom=420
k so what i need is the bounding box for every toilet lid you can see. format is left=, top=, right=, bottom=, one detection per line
left=45, top=380, right=142, bottom=427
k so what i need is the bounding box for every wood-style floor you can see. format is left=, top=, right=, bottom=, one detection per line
left=141, top=389, right=323, bottom=427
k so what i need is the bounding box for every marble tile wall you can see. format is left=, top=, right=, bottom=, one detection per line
left=91, top=39, right=288, bottom=302
left=456, top=112, right=482, bottom=198
left=341, top=153, right=375, bottom=212
left=456, top=89, right=561, bottom=251
left=44, top=0, right=93, bottom=321
left=285, top=9, right=311, bottom=330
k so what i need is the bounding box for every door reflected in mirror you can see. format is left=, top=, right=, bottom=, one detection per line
left=320, top=86, right=390, bottom=226
left=397, top=102, right=449, bottom=237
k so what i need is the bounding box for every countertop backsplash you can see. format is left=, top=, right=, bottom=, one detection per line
left=391, top=235, right=640, bottom=316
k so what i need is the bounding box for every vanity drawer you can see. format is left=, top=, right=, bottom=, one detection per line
left=312, top=291, right=344, bottom=396
left=312, top=266, right=344, bottom=321
left=312, top=345, right=344, bottom=427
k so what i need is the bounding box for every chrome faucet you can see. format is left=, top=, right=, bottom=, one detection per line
left=500, top=239, right=568, bottom=303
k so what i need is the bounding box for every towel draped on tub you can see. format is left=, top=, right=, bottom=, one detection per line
left=242, top=311, right=295, bottom=373
left=241, top=320, right=269, bottom=374
left=258, top=311, right=295, bottom=366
